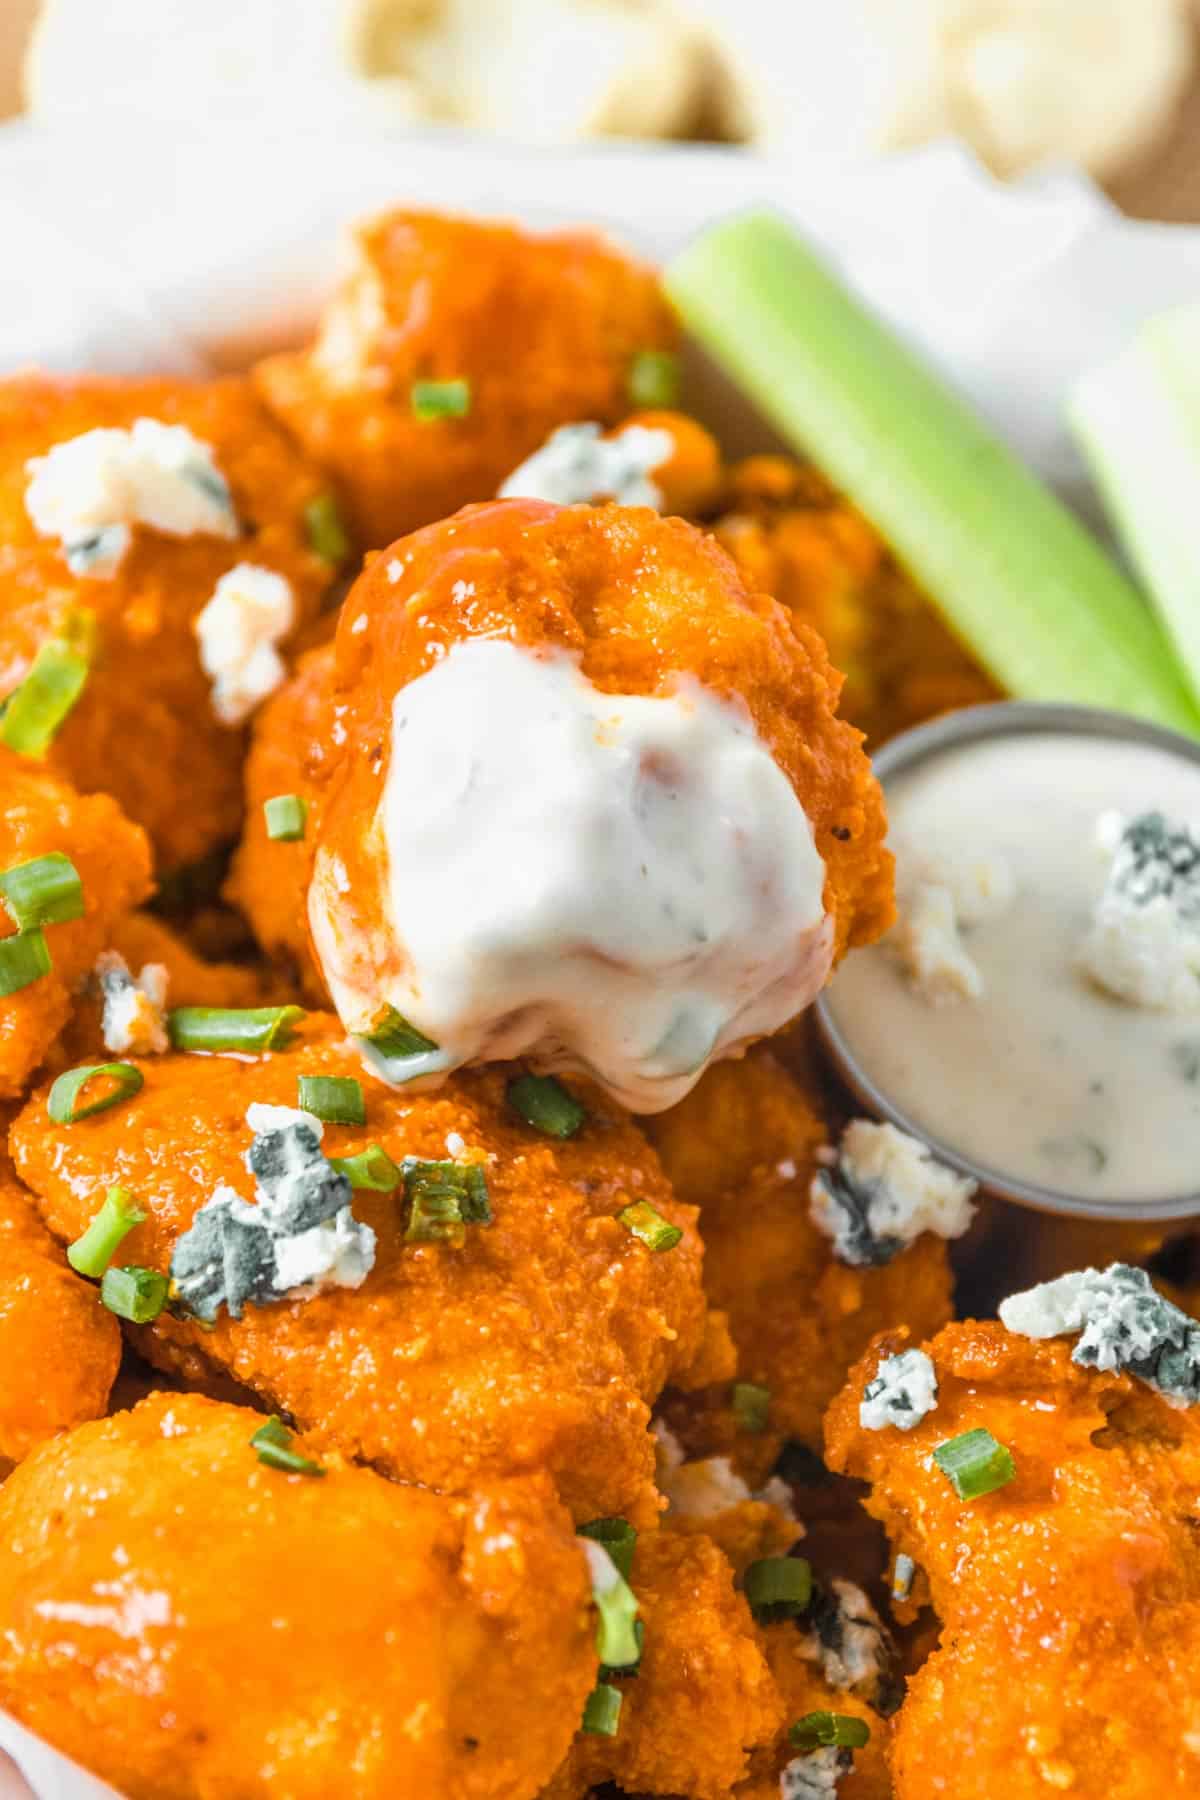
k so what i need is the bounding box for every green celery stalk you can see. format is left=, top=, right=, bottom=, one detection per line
left=666, top=212, right=1200, bottom=736
left=1070, top=302, right=1200, bottom=712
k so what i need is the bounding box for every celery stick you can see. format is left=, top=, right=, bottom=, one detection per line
left=1070, top=303, right=1200, bottom=712
left=666, top=212, right=1200, bottom=736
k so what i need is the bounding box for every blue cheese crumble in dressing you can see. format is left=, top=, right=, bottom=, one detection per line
left=1080, top=810, right=1200, bottom=1010
left=999, top=1263, right=1200, bottom=1404
left=859, top=1348, right=938, bottom=1431
left=810, top=1120, right=976, bottom=1267
left=310, top=638, right=832, bottom=1114
left=169, top=1104, right=375, bottom=1321
left=497, top=421, right=675, bottom=508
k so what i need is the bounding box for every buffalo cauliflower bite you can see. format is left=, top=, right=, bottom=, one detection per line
left=0, top=375, right=338, bottom=870
left=0, top=748, right=152, bottom=1099
left=0, top=1392, right=594, bottom=1800
left=0, top=1164, right=120, bottom=1465
left=645, top=1047, right=954, bottom=1455
left=234, top=500, right=891, bottom=1111
left=826, top=1317, right=1200, bottom=1799
left=254, top=210, right=678, bottom=548
left=10, top=1013, right=708, bottom=1526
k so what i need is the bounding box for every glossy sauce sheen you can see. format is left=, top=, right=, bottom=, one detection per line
left=311, top=637, right=831, bottom=1111
left=827, top=731, right=1200, bottom=1203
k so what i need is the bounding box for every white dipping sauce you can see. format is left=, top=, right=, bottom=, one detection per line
left=312, top=638, right=831, bottom=1113
left=826, top=730, right=1200, bottom=1204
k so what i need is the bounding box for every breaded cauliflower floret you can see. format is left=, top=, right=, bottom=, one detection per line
left=11, top=1013, right=708, bottom=1526
left=0, top=1392, right=594, bottom=1800
left=826, top=1317, right=1200, bottom=1799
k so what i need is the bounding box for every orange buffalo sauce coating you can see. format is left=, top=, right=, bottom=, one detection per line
left=0, top=1392, right=594, bottom=1800
left=647, top=1047, right=954, bottom=1460
left=826, top=1321, right=1200, bottom=1800
left=0, top=1165, right=119, bottom=1464
left=0, top=375, right=336, bottom=869
left=0, top=747, right=152, bottom=1099
left=255, top=210, right=678, bottom=548
left=11, top=1013, right=708, bottom=1527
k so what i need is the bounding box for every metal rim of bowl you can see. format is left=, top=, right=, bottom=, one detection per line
left=814, top=699, right=1200, bottom=1224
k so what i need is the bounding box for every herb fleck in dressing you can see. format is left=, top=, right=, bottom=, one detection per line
left=826, top=732, right=1200, bottom=1203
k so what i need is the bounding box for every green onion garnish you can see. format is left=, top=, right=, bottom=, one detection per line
left=403, top=1159, right=491, bottom=1244
left=0, top=928, right=51, bottom=997
left=600, top=1618, right=644, bottom=1681
left=506, top=1073, right=585, bottom=1139
left=0, top=615, right=94, bottom=758
left=100, top=1265, right=169, bottom=1323
left=618, top=1200, right=682, bottom=1253
left=666, top=213, right=1200, bottom=736
left=250, top=1415, right=326, bottom=1478
left=364, top=1005, right=439, bottom=1060
left=933, top=1427, right=1016, bottom=1500
left=67, top=1186, right=147, bottom=1278
left=297, top=1074, right=365, bottom=1125
left=168, top=1005, right=305, bottom=1054
left=581, top=1683, right=622, bottom=1737
left=789, top=1712, right=870, bottom=1751
left=329, top=1144, right=402, bottom=1191
left=627, top=348, right=681, bottom=411
left=581, top=1540, right=641, bottom=1670
left=578, top=1516, right=638, bottom=1583
left=263, top=795, right=309, bottom=842
left=410, top=379, right=471, bottom=421
left=303, top=493, right=350, bottom=567
left=743, top=1555, right=813, bottom=1622
left=0, top=852, right=84, bottom=931
left=48, top=1061, right=144, bottom=1124
left=732, top=1381, right=771, bottom=1434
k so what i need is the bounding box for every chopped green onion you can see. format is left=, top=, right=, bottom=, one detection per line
left=250, top=1415, right=326, bottom=1478
left=297, top=1074, right=365, bottom=1125
left=933, top=1427, right=1016, bottom=1500
left=600, top=1618, right=645, bottom=1681
left=618, top=1200, right=682, bottom=1253
left=628, top=348, right=681, bottom=410
left=581, top=1540, right=641, bottom=1670
left=789, top=1712, right=870, bottom=1751
left=100, top=1265, right=169, bottom=1324
left=507, top=1074, right=585, bottom=1139
left=0, top=928, right=51, bottom=996
left=578, top=1516, right=638, bottom=1583
left=167, top=1005, right=305, bottom=1054
left=263, top=795, right=308, bottom=842
left=743, top=1555, right=813, bottom=1622
left=364, top=1005, right=439, bottom=1059
left=303, top=493, right=350, bottom=567
left=732, top=1381, right=771, bottom=1435
left=666, top=213, right=1200, bottom=736
left=48, top=1061, right=144, bottom=1124
left=410, top=378, right=471, bottom=421
left=329, top=1144, right=403, bottom=1191
left=67, top=1186, right=147, bottom=1278
left=581, top=1683, right=622, bottom=1737
left=403, top=1158, right=491, bottom=1244
left=0, top=615, right=94, bottom=757
left=0, top=853, right=84, bottom=931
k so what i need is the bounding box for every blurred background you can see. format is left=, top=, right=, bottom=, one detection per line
left=2, top=0, right=1200, bottom=219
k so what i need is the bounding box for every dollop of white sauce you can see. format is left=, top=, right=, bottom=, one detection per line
left=859, top=1347, right=939, bottom=1431
left=310, top=639, right=831, bottom=1113
left=194, top=562, right=295, bottom=726
left=26, top=418, right=238, bottom=575
left=498, top=421, right=674, bottom=509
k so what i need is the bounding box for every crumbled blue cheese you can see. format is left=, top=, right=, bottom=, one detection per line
left=859, top=1348, right=938, bottom=1431
left=780, top=1749, right=854, bottom=1799
left=800, top=1579, right=900, bottom=1714
left=497, top=421, right=675, bottom=508
left=169, top=1107, right=375, bottom=1321
left=999, top=1262, right=1200, bottom=1405
left=194, top=562, right=296, bottom=726
left=810, top=1121, right=977, bottom=1267
left=885, top=845, right=1014, bottom=1005
left=1079, top=810, right=1200, bottom=1011
left=651, top=1420, right=796, bottom=1521
left=95, top=950, right=168, bottom=1056
left=25, top=418, right=238, bottom=576
left=891, top=1553, right=915, bottom=1602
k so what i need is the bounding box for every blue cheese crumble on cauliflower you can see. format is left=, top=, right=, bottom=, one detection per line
left=859, top=1347, right=938, bottom=1432
left=781, top=1748, right=855, bottom=1798
left=498, top=420, right=675, bottom=508
left=1080, top=810, right=1200, bottom=1011
left=169, top=1103, right=376, bottom=1321
left=999, top=1262, right=1200, bottom=1406
left=809, top=1120, right=977, bottom=1267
